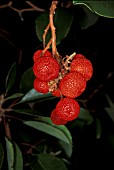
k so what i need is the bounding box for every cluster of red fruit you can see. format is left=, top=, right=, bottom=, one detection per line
left=33, top=50, right=93, bottom=125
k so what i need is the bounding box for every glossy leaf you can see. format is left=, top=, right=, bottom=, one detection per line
left=35, top=8, right=73, bottom=45
left=58, top=140, right=72, bottom=158
left=73, top=1, right=114, bottom=18
left=20, top=67, right=35, bottom=94
left=69, top=119, right=85, bottom=129
left=5, top=63, right=16, bottom=94
left=0, top=143, right=4, bottom=170
left=78, top=107, right=93, bottom=125
left=5, top=137, right=23, bottom=170
left=6, top=93, right=24, bottom=100
left=13, top=141, right=23, bottom=170
left=13, top=109, right=40, bottom=118
left=34, top=116, right=72, bottom=144
left=5, top=137, right=14, bottom=170
left=79, top=5, right=99, bottom=29
left=31, top=153, right=67, bottom=170
left=24, top=120, right=72, bottom=145
left=20, top=89, right=55, bottom=103
left=105, top=95, right=114, bottom=122
left=96, top=119, right=102, bottom=139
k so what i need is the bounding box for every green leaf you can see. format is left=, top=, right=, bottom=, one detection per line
left=33, top=116, right=72, bottom=144
left=13, top=109, right=40, bottom=118
left=24, top=119, right=72, bottom=145
left=79, top=5, right=99, bottom=29
left=5, top=137, right=23, bottom=170
left=13, top=142, right=23, bottom=170
left=5, top=63, right=16, bottom=94
left=105, top=95, right=114, bottom=122
left=78, top=107, right=93, bottom=125
left=0, top=143, right=4, bottom=170
left=5, top=137, right=14, bottom=170
left=58, top=140, right=72, bottom=158
left=20, top=67, right=35, bottom=94
left=20, top=89, right=55, bottom=103
left=35, top=8, right=73, bottom=45
left=73, top=1, right=114, bottom=18
left=6, top=93, right=24, bottom=100
left=31, top=153, right=68, bottom=170
left=96, top=119, right=102, bottom=139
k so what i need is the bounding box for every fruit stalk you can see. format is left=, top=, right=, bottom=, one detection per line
left=49, top=1, right=59, bottom=59
left=43, top=23, right=50, bottom=48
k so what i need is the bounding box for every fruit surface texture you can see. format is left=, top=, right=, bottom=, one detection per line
left=33, top=50, right=52, bottom=62
left=51, top=109, right=68, bottom=125
left=34, top=78, right=49, bottom=94
left=33, top=56, right=60, bottom=81
left=60, top=72, right=86, bottom=98
left=70, top=58, right=93, bottom=81
left=55, top=98, right=80, bottom=121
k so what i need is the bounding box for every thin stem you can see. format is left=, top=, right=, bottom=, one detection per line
left=5, top=115, right=24, bottom=122
left=42, top=39, right=52, bottom=54
left=0, top=1, right=45, bottom=18
left=43, top=24, right=50, bottom=48
left=0, top=1, right=12, bottom=8
left=3, top=117, right=11, bottom=139
left=49, top=1, right=58, bottom=58
left=0, top=94, right=5, bottom=119
left=26, top=1, right=45, bottom=12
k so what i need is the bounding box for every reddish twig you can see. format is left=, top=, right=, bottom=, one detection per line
left=0, top=1, right=12, bottom=8
left=0, top=1, right=45, bottom=18
left=49, top=1, right=58, bottom=58
left=26, top=1, right=45, bottom=12
left=42, top=39, right=52, bottom=54
left=3, top=117, right=12, bottom=139
left=43, top=24, right=50, bottom=48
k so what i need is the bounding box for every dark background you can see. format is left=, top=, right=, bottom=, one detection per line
left=0, top=1, right=114, bottom=169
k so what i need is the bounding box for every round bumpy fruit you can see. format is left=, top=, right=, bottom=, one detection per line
left=33, top=56, right=60, bottom=82
left=73, top=53, right=86, bottom=60
left=33, top=78, right=49, bottom=94
left=70, top=58, right=93, bottom=81
left=55, top=98, right=80, bottom=121
left=33, top=50, right=52, bottom=62
left=51, top=88, right=61, bottom=97
left=51, top=109, right=68, bottom=125
left=59, top=72, right=86, bottom=98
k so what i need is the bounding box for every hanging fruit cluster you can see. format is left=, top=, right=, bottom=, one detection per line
left=33, top=51, right=93, bottom=125
left=32, top=1, right=93, bottom=125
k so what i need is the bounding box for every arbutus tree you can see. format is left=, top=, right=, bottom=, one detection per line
left=0, top=1, right=114, bottom=170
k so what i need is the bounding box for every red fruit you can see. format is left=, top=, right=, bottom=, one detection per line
left=33, top=50, right=52, bottom=62
left=51, top=109, right=68, bottom=125
left=70, top=58, right=93, bottom=81
left=34, top=78, right=49, bottom=94
left=60, top=72, right=86, bottom=98
left=55, top=98, right=80, bottom=121
left=33, top=56, right=60, bottom=81
left=73, top=54, right=86, bottom=60
left=51, top=88, right=61, bottom=97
